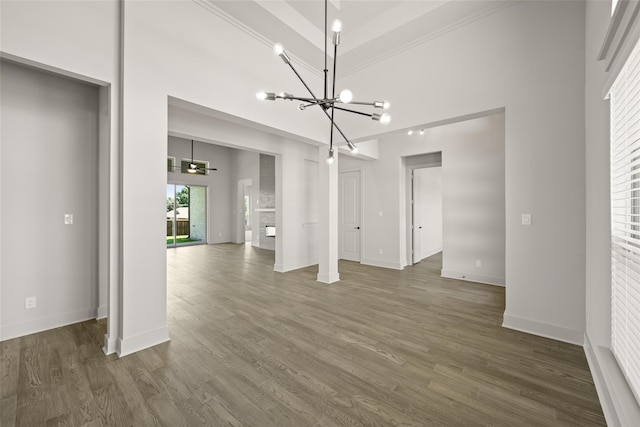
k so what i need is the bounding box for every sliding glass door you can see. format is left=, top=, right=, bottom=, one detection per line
left=166, top=184, right=206, bottom=247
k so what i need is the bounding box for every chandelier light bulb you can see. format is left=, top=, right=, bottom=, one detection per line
left=408, top=130, right=413, bottom=136
left=331, top=19, right=343, bottom=33
left=346, top=141, right=358, bottom=154
left=372, top=113, right=391, bottom=124
left=257, top=91, right=276, bottom=101
left=338, top=89, right=353, bottom=104
left=326, top=149, right=335, bottom=165
left=419, top=129, right=425, bottom=135
left=274, top=43, right=291, bottom=63
left=383, top=101, right=391, bottom=110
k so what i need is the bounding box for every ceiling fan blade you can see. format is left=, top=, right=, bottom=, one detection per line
left=181, top=139, right=218, bottom=172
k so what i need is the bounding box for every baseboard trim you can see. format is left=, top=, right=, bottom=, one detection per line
left=117, top=326, right=170, bottom=357
left=316, top=272, right=340, bottom=284
left=502, top=313, right=583, bottom=345
left=103, top=334, right=118, bottom=355
left=584, top=333, right=640, bottom=426
left=361, top=258, right=404, bottom=270
left=0, top=307, right=98, bottom=341
left=274, top=258, right=317, bottom=273
left=441, top=269, right=505, bottom=286
left=97, top=305, right=108, bottom=319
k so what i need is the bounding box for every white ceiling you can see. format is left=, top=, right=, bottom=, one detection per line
left=206, top=0, right=514, bottom=76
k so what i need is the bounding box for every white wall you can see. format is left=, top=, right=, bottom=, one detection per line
left=341, top=1, right=586, bottom=343
left=0, top=61, right=99, bottom=340
left=1, top=0, right=121, bottom=353
left=0, top=0, right=118, bottom=84
left=167, top=136, right=232, bottom=244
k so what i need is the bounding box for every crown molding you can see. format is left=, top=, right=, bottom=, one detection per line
left=193, top=0, right=322, bottom=78
left=339, top=1, right=519, bottom=77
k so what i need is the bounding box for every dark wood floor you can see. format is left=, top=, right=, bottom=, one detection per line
left=1, top=244, right=605, bottom=426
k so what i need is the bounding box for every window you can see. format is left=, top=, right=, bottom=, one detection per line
left=167, top=156, right=175, bottom=172
left=610, top=36, right=640, bottom=406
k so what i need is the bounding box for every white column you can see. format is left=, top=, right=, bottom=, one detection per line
left=317, top=146, right=340, bottom=283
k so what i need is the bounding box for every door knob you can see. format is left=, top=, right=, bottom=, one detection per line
left=419, top=226, right=423, bottom=229
left=355, top=226, right=360, bottom=229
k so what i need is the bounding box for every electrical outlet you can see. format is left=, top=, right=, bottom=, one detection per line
left=25, top=296, right=36, bottom=309
left=64, top=213, right=74, bottom=225
left=476, top=259, right=482, bottom=267
left=521, top=213, right=531, bottom=226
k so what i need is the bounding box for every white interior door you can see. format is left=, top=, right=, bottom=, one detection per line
left=339, top=171, right=361, bottom=262
left=412, top=167, right=443, bottom=263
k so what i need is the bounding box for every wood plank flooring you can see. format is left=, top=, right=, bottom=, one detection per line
left=1, top=244, right=606, bottom=426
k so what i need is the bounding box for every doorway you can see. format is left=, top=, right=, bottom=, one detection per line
left=411, top=166, right=443, bottom=264
left=166, top=184, right=207, bottom=246
left=339, top=170, right=362, bottom=262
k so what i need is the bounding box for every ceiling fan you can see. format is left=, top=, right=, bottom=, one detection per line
left=186, top=139, right=217, bottom=174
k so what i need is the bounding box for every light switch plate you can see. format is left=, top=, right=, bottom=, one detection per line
left=522, top=213, right=532, bottom=226
left=64, top=214, right=73, bottom=225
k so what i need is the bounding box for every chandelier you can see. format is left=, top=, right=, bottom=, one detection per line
left=256, top=0, right=391, bottom=164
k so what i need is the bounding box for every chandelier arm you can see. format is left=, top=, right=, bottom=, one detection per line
left=348, top=101, right=380, bottom=107
left=333, top=106, right=374, bottom=117
left=290, top=97, right=326, bottom=103
left=331, top=42, right=338, bottom=101
left=279, top=96, right=318, bottom=103
left=324, top=0, right=328, bottom=101
left=329, top=106, right=335, bottom=151
left=299, top=100, right=325, bottom=109
left=320, top=110, right=351, bottom=143
left=327, top=32, right=343, bottom=148
left=284, top=61, right=321, bottom=101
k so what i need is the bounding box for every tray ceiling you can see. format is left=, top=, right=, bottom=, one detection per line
left=203, top=0, right=514, bottom=76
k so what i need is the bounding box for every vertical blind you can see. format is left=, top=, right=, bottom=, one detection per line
left=610, top=35, right=640, bottom=406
